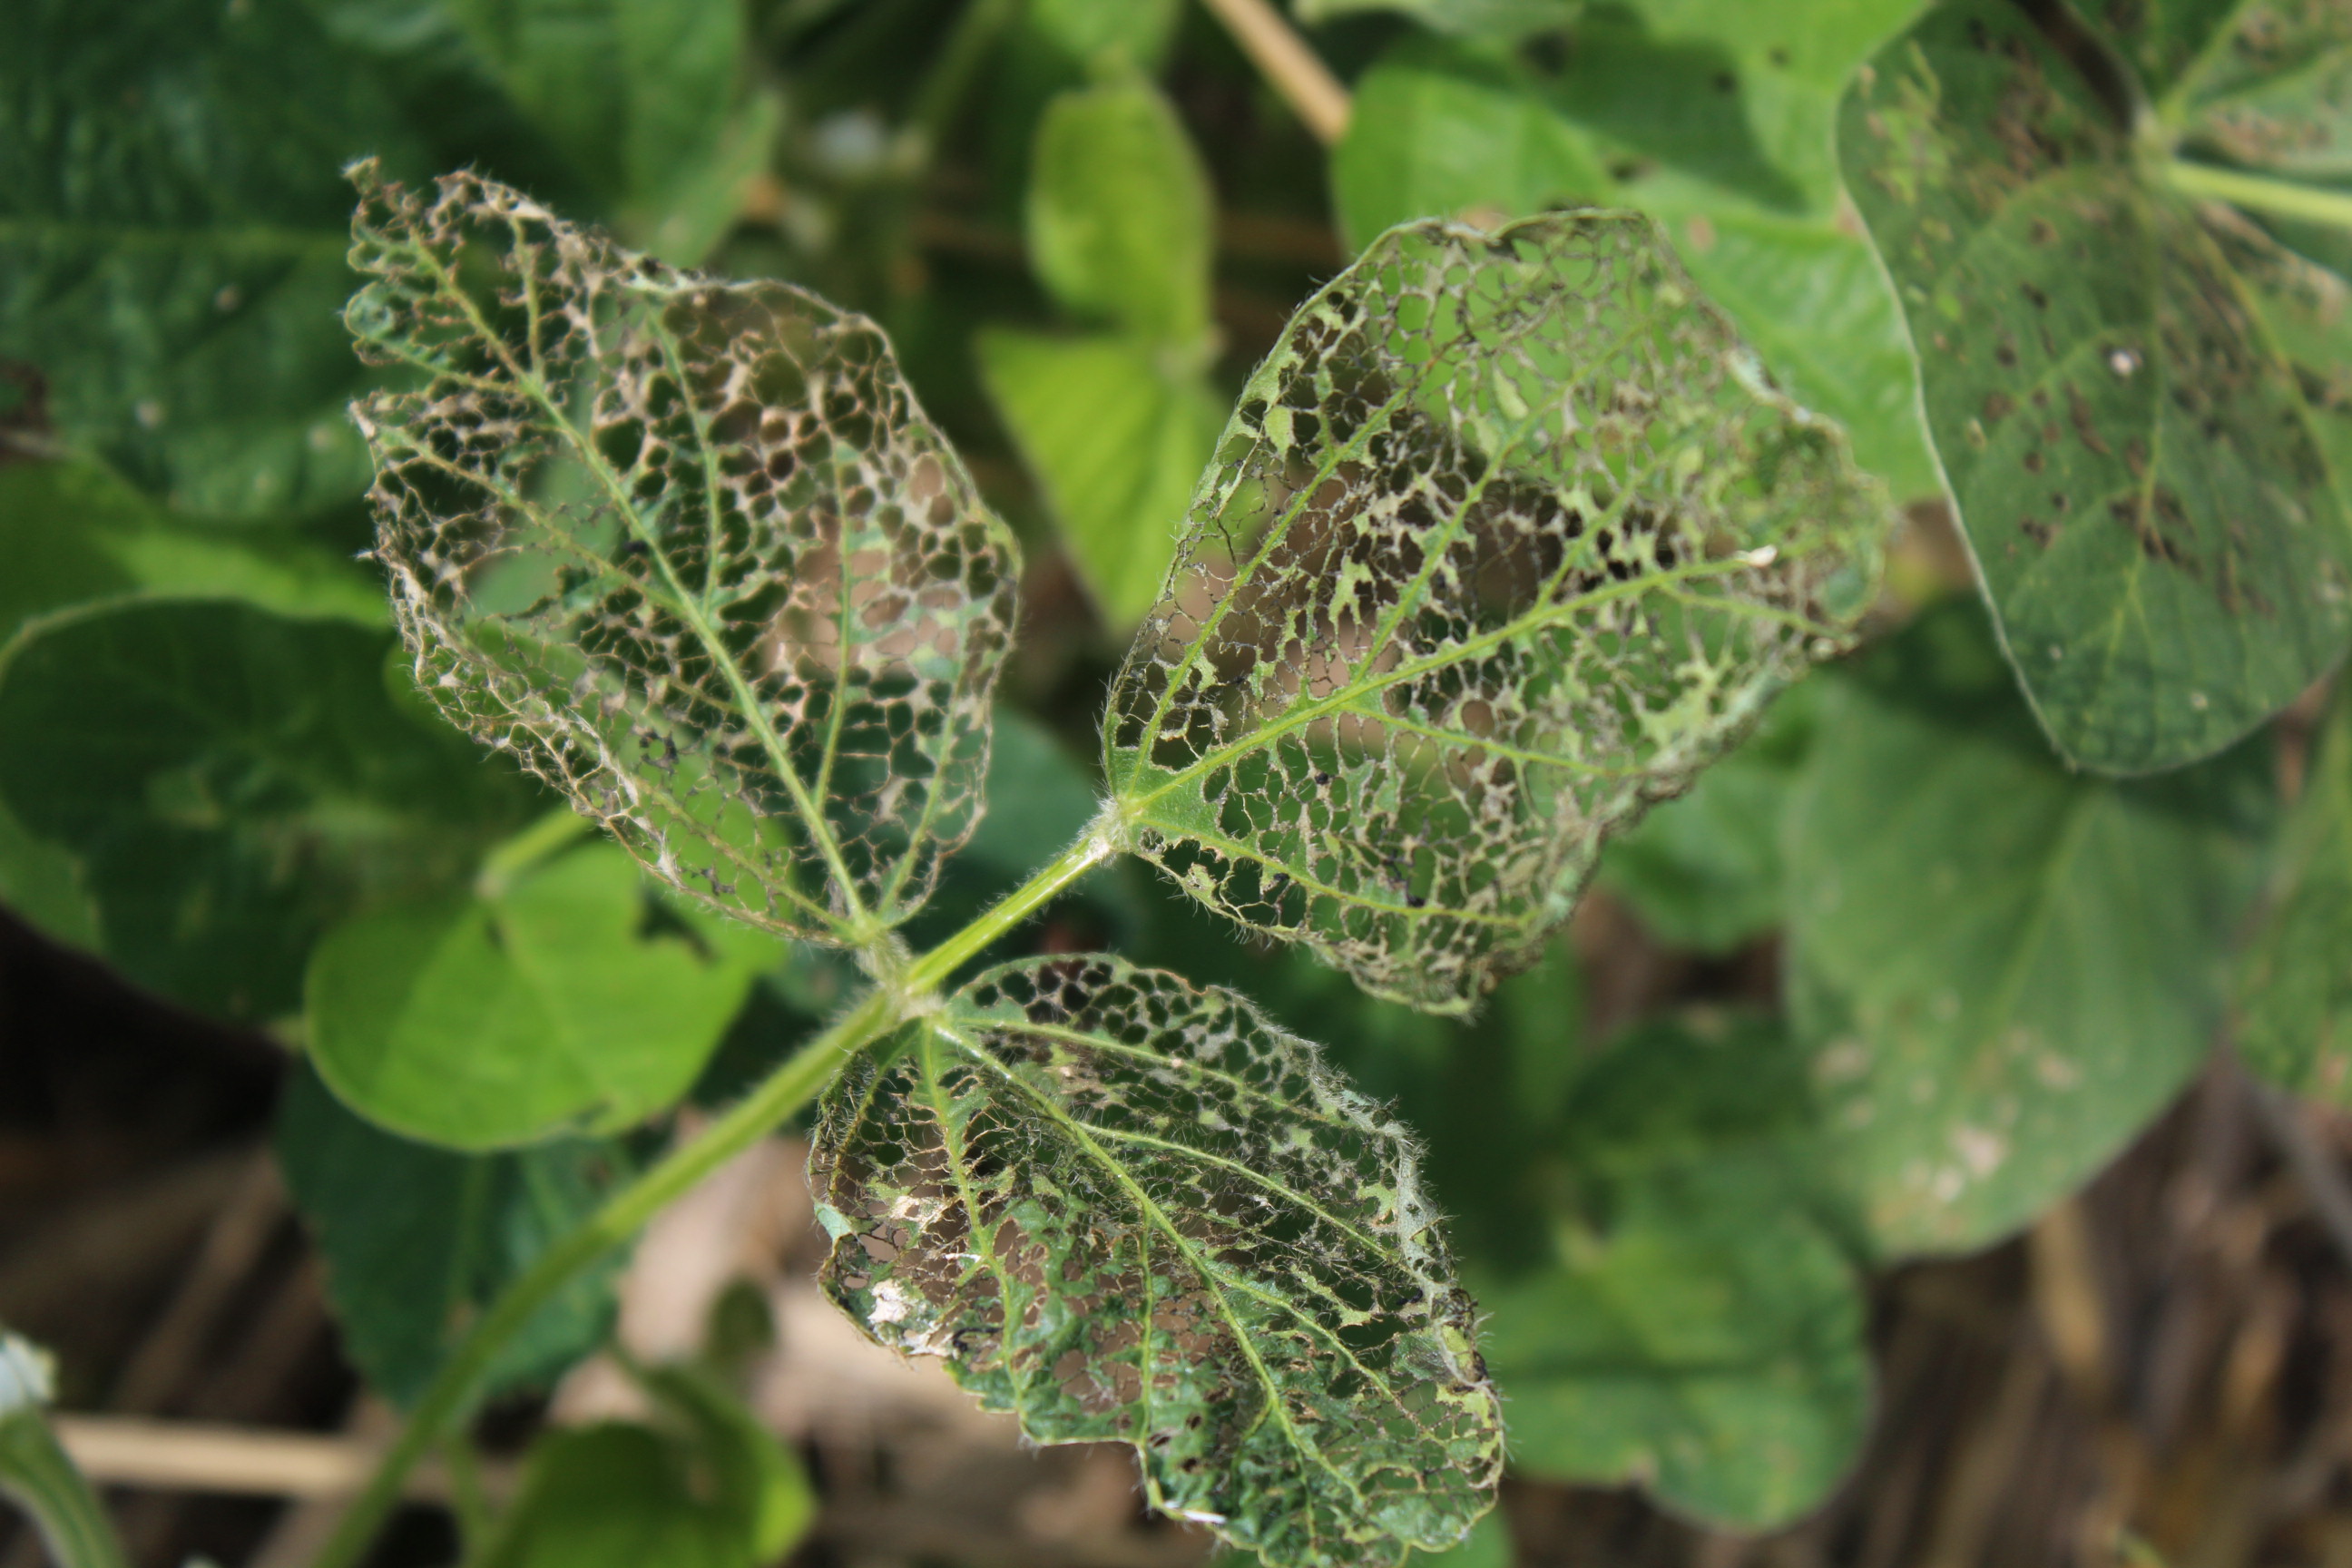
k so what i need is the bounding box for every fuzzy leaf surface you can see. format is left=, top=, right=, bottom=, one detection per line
left=1839, top=0, right=2352, bottom=772
left=348, top=167, right=1020, bottom=946
left=809, top=956, right=1504, bottom=1567
left=1102, top=211, right=1889, bottom=1013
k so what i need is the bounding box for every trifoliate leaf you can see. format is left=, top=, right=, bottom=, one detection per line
left=347, top=165, right=1021, bottom=949
left=1839, top=0, right=2352, bottom=772
left=1102, top=211, right=1891, bottom=1013
left=810, top=956, right=1504, bottom=1568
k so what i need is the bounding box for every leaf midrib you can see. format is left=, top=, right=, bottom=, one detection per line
left=384, top=230, right=877, bottom=936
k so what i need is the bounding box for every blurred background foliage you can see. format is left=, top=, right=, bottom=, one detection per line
left=6, top=0, right=2352, bottom=1563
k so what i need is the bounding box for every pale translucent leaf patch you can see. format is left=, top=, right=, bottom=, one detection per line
left=346, top=164, right=1019, bottom=945
left=1103, top=212, right=1889, bottom=1013
left=808, top=956, right=1504, bottom=1568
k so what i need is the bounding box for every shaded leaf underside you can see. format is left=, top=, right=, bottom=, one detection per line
left=347, top=166, right=1018, bottom=946
left=1104, top=211, right=1889, bottom=1012
left=809, top=956, right=1503, bottom=1567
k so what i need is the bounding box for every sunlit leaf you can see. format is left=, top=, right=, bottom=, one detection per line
left=276, top=1061, right=636, bottom=1406
left=976, top=329, right=1223, bottom=625
left=1027, top=78, right=1215, bottom=350
left=308, top=837, right=778, bottom=1151
left=347, top=165, right=1021, bottom=948
left=810, top=956, right=1504, bottom=1568
left=2239, top=682, right=2352, bottom=1102
left=1785, top=602, right=2274, bottom=1255
left=1839, top=0, right=2352, bottom=772
left=1102, top=211, right=1890, bottom=1013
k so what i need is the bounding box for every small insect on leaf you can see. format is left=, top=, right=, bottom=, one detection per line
left=1103, top=211, right=1890, bottom=1013
left=344, top=163, right=1020, bottom=946
left=809, top=956, right=1504, bottom=1568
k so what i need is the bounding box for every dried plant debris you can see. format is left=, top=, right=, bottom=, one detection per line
left=1840, top=0, right=2352, bottom=775
left=1102, top=211, right=1889, bottom=1014
left=346, top=164, right=1019, bottom=946
left=809, top=956, right=1504, bottom=1568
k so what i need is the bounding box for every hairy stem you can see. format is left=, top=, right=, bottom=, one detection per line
left=309, top=819, right=1118, bottom=1568
left=2168, top=159, right=2352, bottom=232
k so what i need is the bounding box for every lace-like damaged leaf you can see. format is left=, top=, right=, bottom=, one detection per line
left=1103, top=212, right=1888, bottom=1013
left=346, top=165, right=1019, bottom=944
left=808, top=956, right=1503, bottom=1567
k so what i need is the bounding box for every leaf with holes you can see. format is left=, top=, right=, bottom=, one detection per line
left=809, top=956, right=1504, bottom=1568
left=347, top=165, right=1021, bottom=948
left=1839, top=0, right=2352, bottom=773
left=1101, top=211, right=1891, bottom=1014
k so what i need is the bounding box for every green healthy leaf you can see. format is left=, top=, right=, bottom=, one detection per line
left=312, top=0, right=771, bottom=263
left=1839, top=0, right=2352, bottom=773
left=1102, top=211, right=1890, bottom=1013
left=475, top=1366, right=813, bottom=1568
left=1, top=0, right=407, bottom=517
left=977, top=329, right=1224, bottom=625
left=0, top=600, right=532, bottom=1022
left=1027, top=80, right=1216, bottom=350
left=0, top=460, right=385, bottom=648
left=348, top=166, right=1021, bottom=949
left=1786, top=601, right=2274, bottom=1255
left=309, top=837, right=778, bottom=1151
left=276, top=1061, right=635, bottom=1406
left=2239, top=682, right=2352, bottom=1101
left=1329, top=42, right=1612, bottom=241
left=1480, top=1012, right=1868, bottom=1527
left=810, top=956, right=1504, bottom=1568
left=1329, top=15, right=1941, bottom=499
left=1598, top=675, right=1818, bottom=954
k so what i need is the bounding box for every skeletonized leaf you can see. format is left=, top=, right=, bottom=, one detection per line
left=809, top=956, right=1504, bottom=1567
left=1102, top=211, right=1890, bottom=1013
left=347, top=166, right=1021, bottom=947
left=1838, top=0, right=2352, bottom=773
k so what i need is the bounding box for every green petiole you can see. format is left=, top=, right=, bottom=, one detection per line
left=307, top=813, right=1120, bottom=1568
